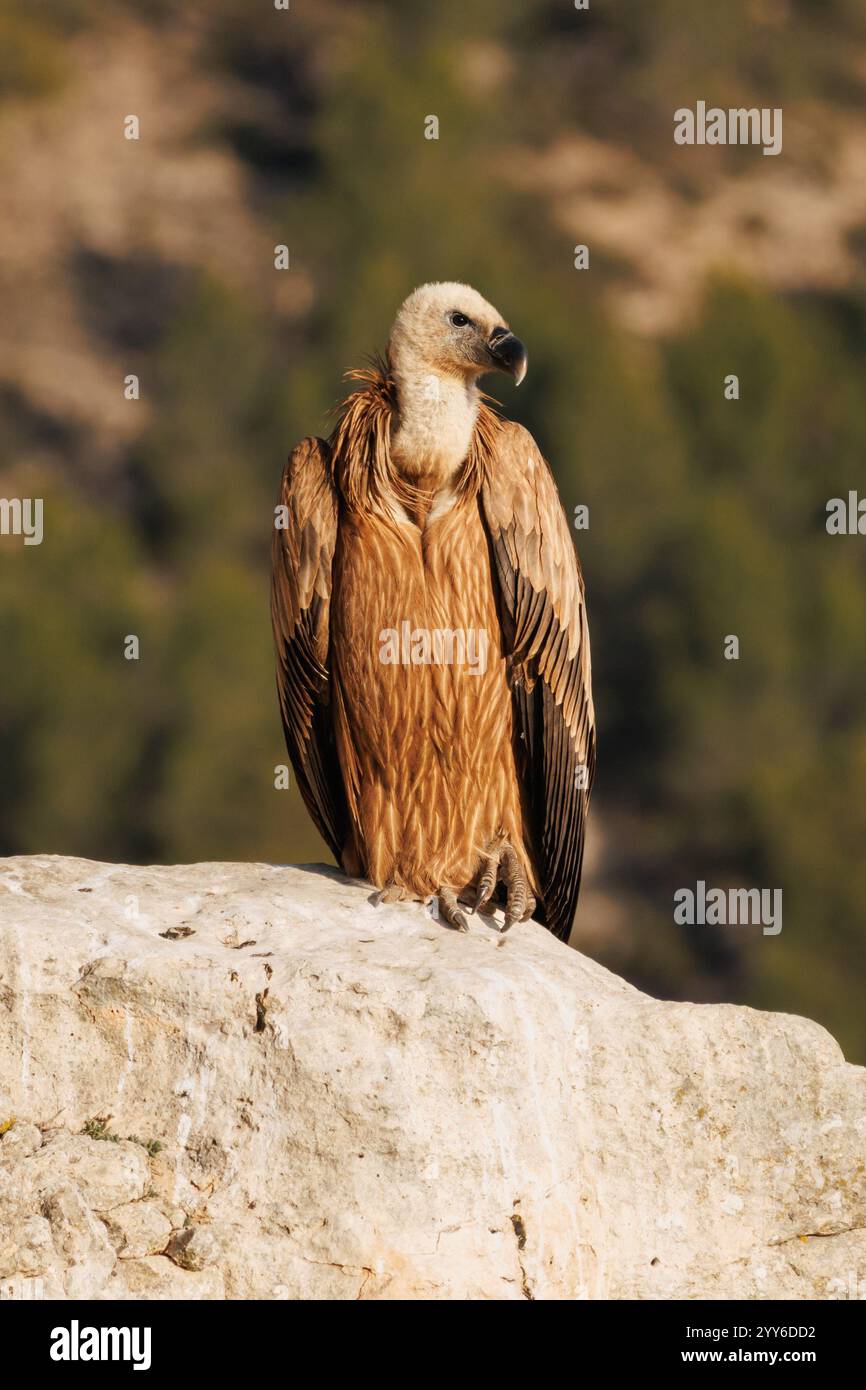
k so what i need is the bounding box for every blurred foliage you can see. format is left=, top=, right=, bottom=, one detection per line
left=1, top=0, right=865, bottom=1057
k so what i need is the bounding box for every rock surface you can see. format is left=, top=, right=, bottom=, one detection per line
left=1, top=854, right=865, bottom=1301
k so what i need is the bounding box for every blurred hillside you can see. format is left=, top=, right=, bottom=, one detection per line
left=1, top=0, right=866, bottom=1055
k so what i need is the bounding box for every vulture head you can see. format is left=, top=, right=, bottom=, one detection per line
left=388, top=282, right=527, bottom=387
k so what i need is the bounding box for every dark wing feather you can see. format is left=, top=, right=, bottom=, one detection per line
left=481, top=421, right=595, bottom=941
left=270, top=436, right=348, bottom=864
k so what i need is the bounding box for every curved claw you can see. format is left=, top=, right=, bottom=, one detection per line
left=471, top=837, right=535, bottom=931
left=501, top=892, right=535, bottom=933
left=473, top=856, right=499, bottom=915
left=500, top=844, right=526, bottom=926
left=371, top=882, right=406, bottom=907
left=437, top=887, right=470, bottom=932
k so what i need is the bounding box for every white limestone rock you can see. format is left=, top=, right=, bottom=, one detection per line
left=104, top=1201, right=173, bottom=1259
left=0, top=854, right=864, bottom=1300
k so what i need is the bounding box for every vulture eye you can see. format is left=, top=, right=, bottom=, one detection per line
left=449, top=311, right=471, bottom=328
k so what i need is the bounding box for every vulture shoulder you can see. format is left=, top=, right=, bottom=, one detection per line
left=270, top=435, right=348, bottom=864
left=480, top=420, right=596, bottom=940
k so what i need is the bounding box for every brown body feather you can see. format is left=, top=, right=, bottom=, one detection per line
left=271, top=365, right=594, bottom=940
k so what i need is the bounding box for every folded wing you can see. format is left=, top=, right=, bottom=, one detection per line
left=270, top=436, right=348, bottom=864
left=480, top=422, right=596, bottom=940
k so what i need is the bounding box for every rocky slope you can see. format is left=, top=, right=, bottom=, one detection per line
left=1, top=855, right=865, bottom=1300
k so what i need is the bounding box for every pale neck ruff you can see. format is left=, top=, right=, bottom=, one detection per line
left=389, top=364, right=480, bottom=488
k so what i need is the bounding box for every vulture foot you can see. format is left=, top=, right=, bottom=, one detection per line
left=434, top=886, right=470, bottom=933
left=371, top=882, right=407, bottom=906
left=473, top=836, right=536, bottom=932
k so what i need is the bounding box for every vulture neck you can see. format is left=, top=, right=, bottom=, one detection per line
left=389, top=363, right=480, bottom=507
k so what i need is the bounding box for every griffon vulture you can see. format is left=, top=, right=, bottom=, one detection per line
left=271, top=283, right=594, bottom=939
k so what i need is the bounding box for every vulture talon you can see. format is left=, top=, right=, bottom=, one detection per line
left=472, top=837, right=534, bottom=931
left=371, top=882, right=406, bottom=906
left=473, top=867, right=498, bottom=915
left=436, top=887, right=470, bottom=933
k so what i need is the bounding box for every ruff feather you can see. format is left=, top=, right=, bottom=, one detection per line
left=329, top=358, right=502, bottom=516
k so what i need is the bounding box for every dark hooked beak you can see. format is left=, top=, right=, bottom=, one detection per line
left=487, top=328, right=528, bottom=386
